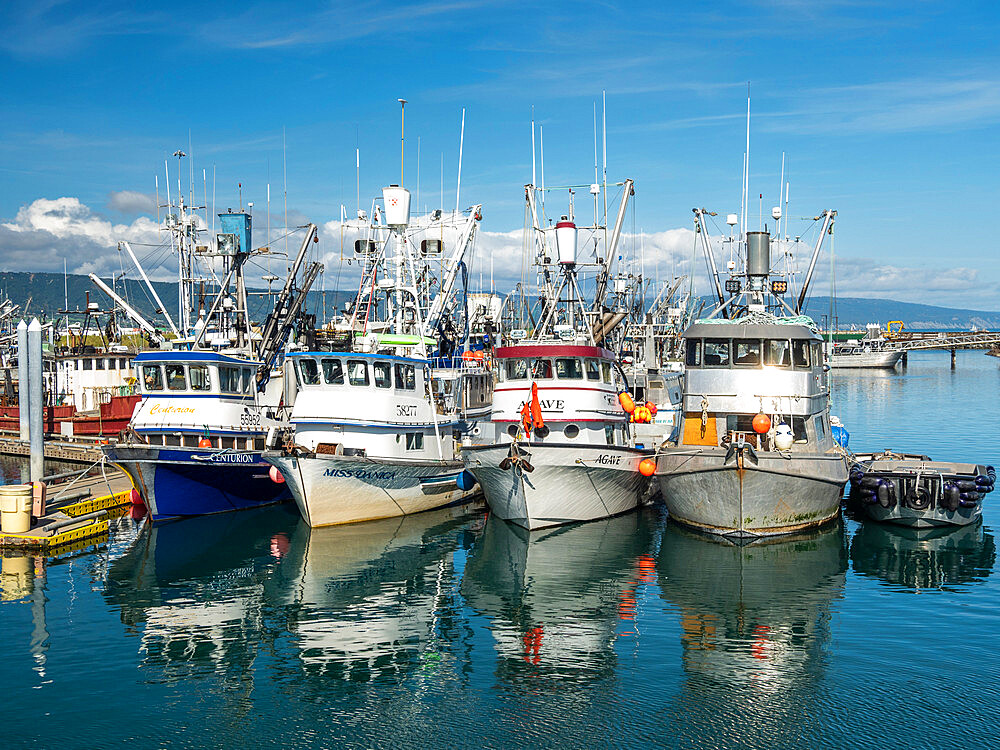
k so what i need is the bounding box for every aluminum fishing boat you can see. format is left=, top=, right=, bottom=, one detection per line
left=655, top=209, right=849, bottom=538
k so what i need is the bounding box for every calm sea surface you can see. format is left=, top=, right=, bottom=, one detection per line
left=2, top=350, right=998, bottom=749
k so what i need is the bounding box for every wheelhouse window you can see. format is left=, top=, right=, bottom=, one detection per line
left=373, top=361, right=392, bottom=388
left=347, top=360, right=369, bottom=386
left=394, top=363, right=415, bottom=390
left=601, top=362, right=612, bottom=383
left=297, top=359, right=320, bottom=386
left=685, top=340, right=702, bottom=367
left=704, top=339, right=730, bottom=367
left=166, top=364, right=186, bottom=390
left=142, top=365, right=163, bottom=391
left=505, top=358, right=528, bottom=380
left=405, top=432, right=424, bottom=450
left=765, top=339, right=791, bottom=367
left=219, top=366, right=243, bottom=393
left=322, top=358, right=344, bottom=385
left=792, top=416, right=808, bottom=442
left=531, top=359, right=553, bottom=379
left=242, top=368, right=254, bottom=393
left=82, top=359, right=92, bottom=371
left=733, top=340, right=761, bottom=366
left=555, top=358, right=584, bottom=379
left=792, top=340, right=811, bottom=368
left=189, top=365, right=211, bottom=391
left=96, top=358, right=105, bottom=370
left=585, top=358, right=601, bottom=381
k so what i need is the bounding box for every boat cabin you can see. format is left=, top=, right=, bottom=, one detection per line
left=488, top=344, right=629, bottom=446
left=677, top=321, right=832, bottom=451
left=128, top=351, right=282, bottom=451
left=285, top=351, right=491, bottom=461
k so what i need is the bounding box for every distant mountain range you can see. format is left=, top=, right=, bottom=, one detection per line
left=2, top=271, right=999, bottom=332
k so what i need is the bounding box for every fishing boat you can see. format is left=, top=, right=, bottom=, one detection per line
left=104, top=174, right=323, bottom=520
left=264, top=184, right=491, bottom=527
left=463, top=177, right=651, bottom=530
left=848, top=451, right=995, bottom=527
left=827, top=324, right=904, bottom=369
left=654, top=209, right=849, bottom=538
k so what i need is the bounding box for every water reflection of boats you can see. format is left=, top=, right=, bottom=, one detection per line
left=850, top=521, right=996, bottom=590
left=460, top=509, right=658, bottom=683
left=277, top=503, right=482, bottom=682
left=104, top=504, right=300, bottom=674
left=657, top=520, right=847, bottom=743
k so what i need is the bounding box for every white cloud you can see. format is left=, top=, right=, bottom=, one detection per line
left=107, top=190, right=156, bottom=215
left=0, top=195, right=995, bottom=310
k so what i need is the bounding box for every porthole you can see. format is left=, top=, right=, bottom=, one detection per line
left=535, top=425, right=550, bottom=439
left=507, top=424, right=519, bottom=437
left=564, top=424, right=580, bottom=439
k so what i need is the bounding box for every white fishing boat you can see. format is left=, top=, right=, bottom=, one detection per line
left=264, top=184, right=491, bottom=527
left=463, top=173, right=652, bottom=530
left=827, top=324, right=904, bottom=369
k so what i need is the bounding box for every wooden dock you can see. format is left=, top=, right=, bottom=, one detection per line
left=0, top=434, right=104, bottom=463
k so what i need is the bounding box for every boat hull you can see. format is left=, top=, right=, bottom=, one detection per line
left=858, top=502, right=981, bottom=528
left=264, top=452, right=477, bottom=527
left=464, top=442, right=648, bottom=530
left=655, top=447, right=848, bottom=537
left=106, top=445, right=291, bottom=522
left=829, top=349, right=903, bottom=369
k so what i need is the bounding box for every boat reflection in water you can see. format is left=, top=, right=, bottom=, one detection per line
left=106, top=501, right=482, bottom=687
left=274, top=503, right=481, bottom=683
left=461, top=509, right=658, bottom=684
left=657, top=520, right=847, bottom=746
left=105, top=504, right=301, bottom=682
left=850, top=521, right=996, bottom=590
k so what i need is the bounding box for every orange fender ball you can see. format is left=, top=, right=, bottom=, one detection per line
left=752, top=413, right=771, bottom=434
left=639, top=458, right=657, bottom=477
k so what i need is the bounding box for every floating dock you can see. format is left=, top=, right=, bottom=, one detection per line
left=0, top=470, right=134, bottom=552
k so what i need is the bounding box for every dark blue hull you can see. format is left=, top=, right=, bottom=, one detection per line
left=106, top=445, right=291, bottom=522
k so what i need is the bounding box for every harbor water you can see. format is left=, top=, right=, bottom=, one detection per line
left=2, top=350, right=998, bottom=748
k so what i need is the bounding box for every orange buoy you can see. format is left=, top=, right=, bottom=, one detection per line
left=618, top=391, right=636, bottom=414
left=645, top=401, right=657, bottom=416
left=639, top=458, right=657, bottom=477
left=268, top=465, right=285, bottom=484
left=198, top=437, right=213, bottom=448
left=752, top=413, right=771, bottom=434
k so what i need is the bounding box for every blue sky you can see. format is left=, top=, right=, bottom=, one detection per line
left=1, top=0, right=998, bottom=308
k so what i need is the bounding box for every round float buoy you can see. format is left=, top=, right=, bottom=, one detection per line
left=456, top=470, right=477, bottom=491
left=638, top=458, right=657, bottom=477
left=198, top=437, right=213, bottom=448
left=645, top=401, right=657, bottom=416
left=752, top=413, right=771, bottom=434
left=618, top=391, right=635, bottom=414
left=129, top=488, right=143, bottom=506
left=268, top=465, right=286, bottom=484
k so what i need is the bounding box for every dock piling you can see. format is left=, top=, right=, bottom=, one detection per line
left=950, top=348, right=956, bottom=369
left=16, top=320, right=28, bottom=442
left=28, top=318, right=43, bottom=483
